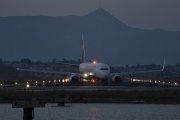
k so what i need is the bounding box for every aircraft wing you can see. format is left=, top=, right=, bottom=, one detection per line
left=17, top=68, right=71, bottom=75
left=56, top=62, right=79, bottom=67
left=111, top=60, right=165, bottom=76
left=114, top=69, right=164, bottom=76
left=17, top=68, right=83, bottom=77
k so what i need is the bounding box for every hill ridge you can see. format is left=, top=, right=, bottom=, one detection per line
left=0, top=9, right=179, bottom=66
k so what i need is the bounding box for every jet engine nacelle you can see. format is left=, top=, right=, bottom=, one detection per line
left=69, top=74, right=80, bottom=83
left=112, top=75, right=123, bottom=83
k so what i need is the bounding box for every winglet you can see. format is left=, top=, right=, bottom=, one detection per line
left=162, top=59, right=165, bottom=71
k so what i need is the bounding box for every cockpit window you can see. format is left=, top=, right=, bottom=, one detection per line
left=100, top=68, right=109, bottom=70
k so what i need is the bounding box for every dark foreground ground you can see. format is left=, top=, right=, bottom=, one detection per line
left=1, top=76, right=180, bottom=104
left=1, top=88, right=180, bottom=104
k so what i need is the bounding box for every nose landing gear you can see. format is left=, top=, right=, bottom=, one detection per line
left=102, top=81, right=108, bottom=86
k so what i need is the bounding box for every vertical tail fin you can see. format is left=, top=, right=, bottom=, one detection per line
left=82, top=34, right=86, bottom=63
left=162, top=59, right=166, bottom=71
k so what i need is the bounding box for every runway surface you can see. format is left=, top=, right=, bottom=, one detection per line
left=0, top=82, right=179, bottom=91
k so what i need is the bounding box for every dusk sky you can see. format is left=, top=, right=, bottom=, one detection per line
left=0, top=0, right=180, bottom=31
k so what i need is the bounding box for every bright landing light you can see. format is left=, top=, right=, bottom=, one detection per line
left=84, top=73, right=88, bottom=77
left=89, top=73, right=94, bottom=75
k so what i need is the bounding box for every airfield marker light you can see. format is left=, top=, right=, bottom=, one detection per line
left=26, top=84, right=30, bottom=88
left=59, top=80, right=60, bottom=82
left=0, top=83, right=2, bottom=86
left=62, top=79, right=65, bottom=83
left=65, top=78, right=69, bottom=82
left=175, top=83, right=178, bottom=85
left=49, top=80, right=51, bottom=83
left=54, top=80, right=56, bottom=83
left=43, top=81, right=45, bottom=85
left=15, top=82, right=17, bottom=85
left=27, top=82, right=29, bottom=84
left=93, top=61, right=97, bottom=64
left=168, top=82, right=170, bottom=84
left=36, top=81, right=38, bottom=84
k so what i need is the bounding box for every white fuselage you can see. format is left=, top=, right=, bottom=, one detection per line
left=79, top=62, right=110, bottom=79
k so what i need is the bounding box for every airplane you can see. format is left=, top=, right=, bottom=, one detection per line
left=17, top=34, right=165, bottom=86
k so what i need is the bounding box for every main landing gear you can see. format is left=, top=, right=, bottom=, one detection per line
left=102, top=81, right=108, bottom=86
left=77, top=78, right=84, bottom=86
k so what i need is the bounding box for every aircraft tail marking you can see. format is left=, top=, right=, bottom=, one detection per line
left=82, top=34, right=86, bottom=63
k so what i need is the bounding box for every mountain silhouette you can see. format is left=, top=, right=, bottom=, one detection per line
left=0, top=8, right=180, bottom=66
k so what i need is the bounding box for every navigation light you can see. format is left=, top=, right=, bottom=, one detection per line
left=91, top=79, right=95, bottom=83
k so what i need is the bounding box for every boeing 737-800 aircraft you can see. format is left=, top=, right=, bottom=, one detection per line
left=17, top=34, right=165, bottom=86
